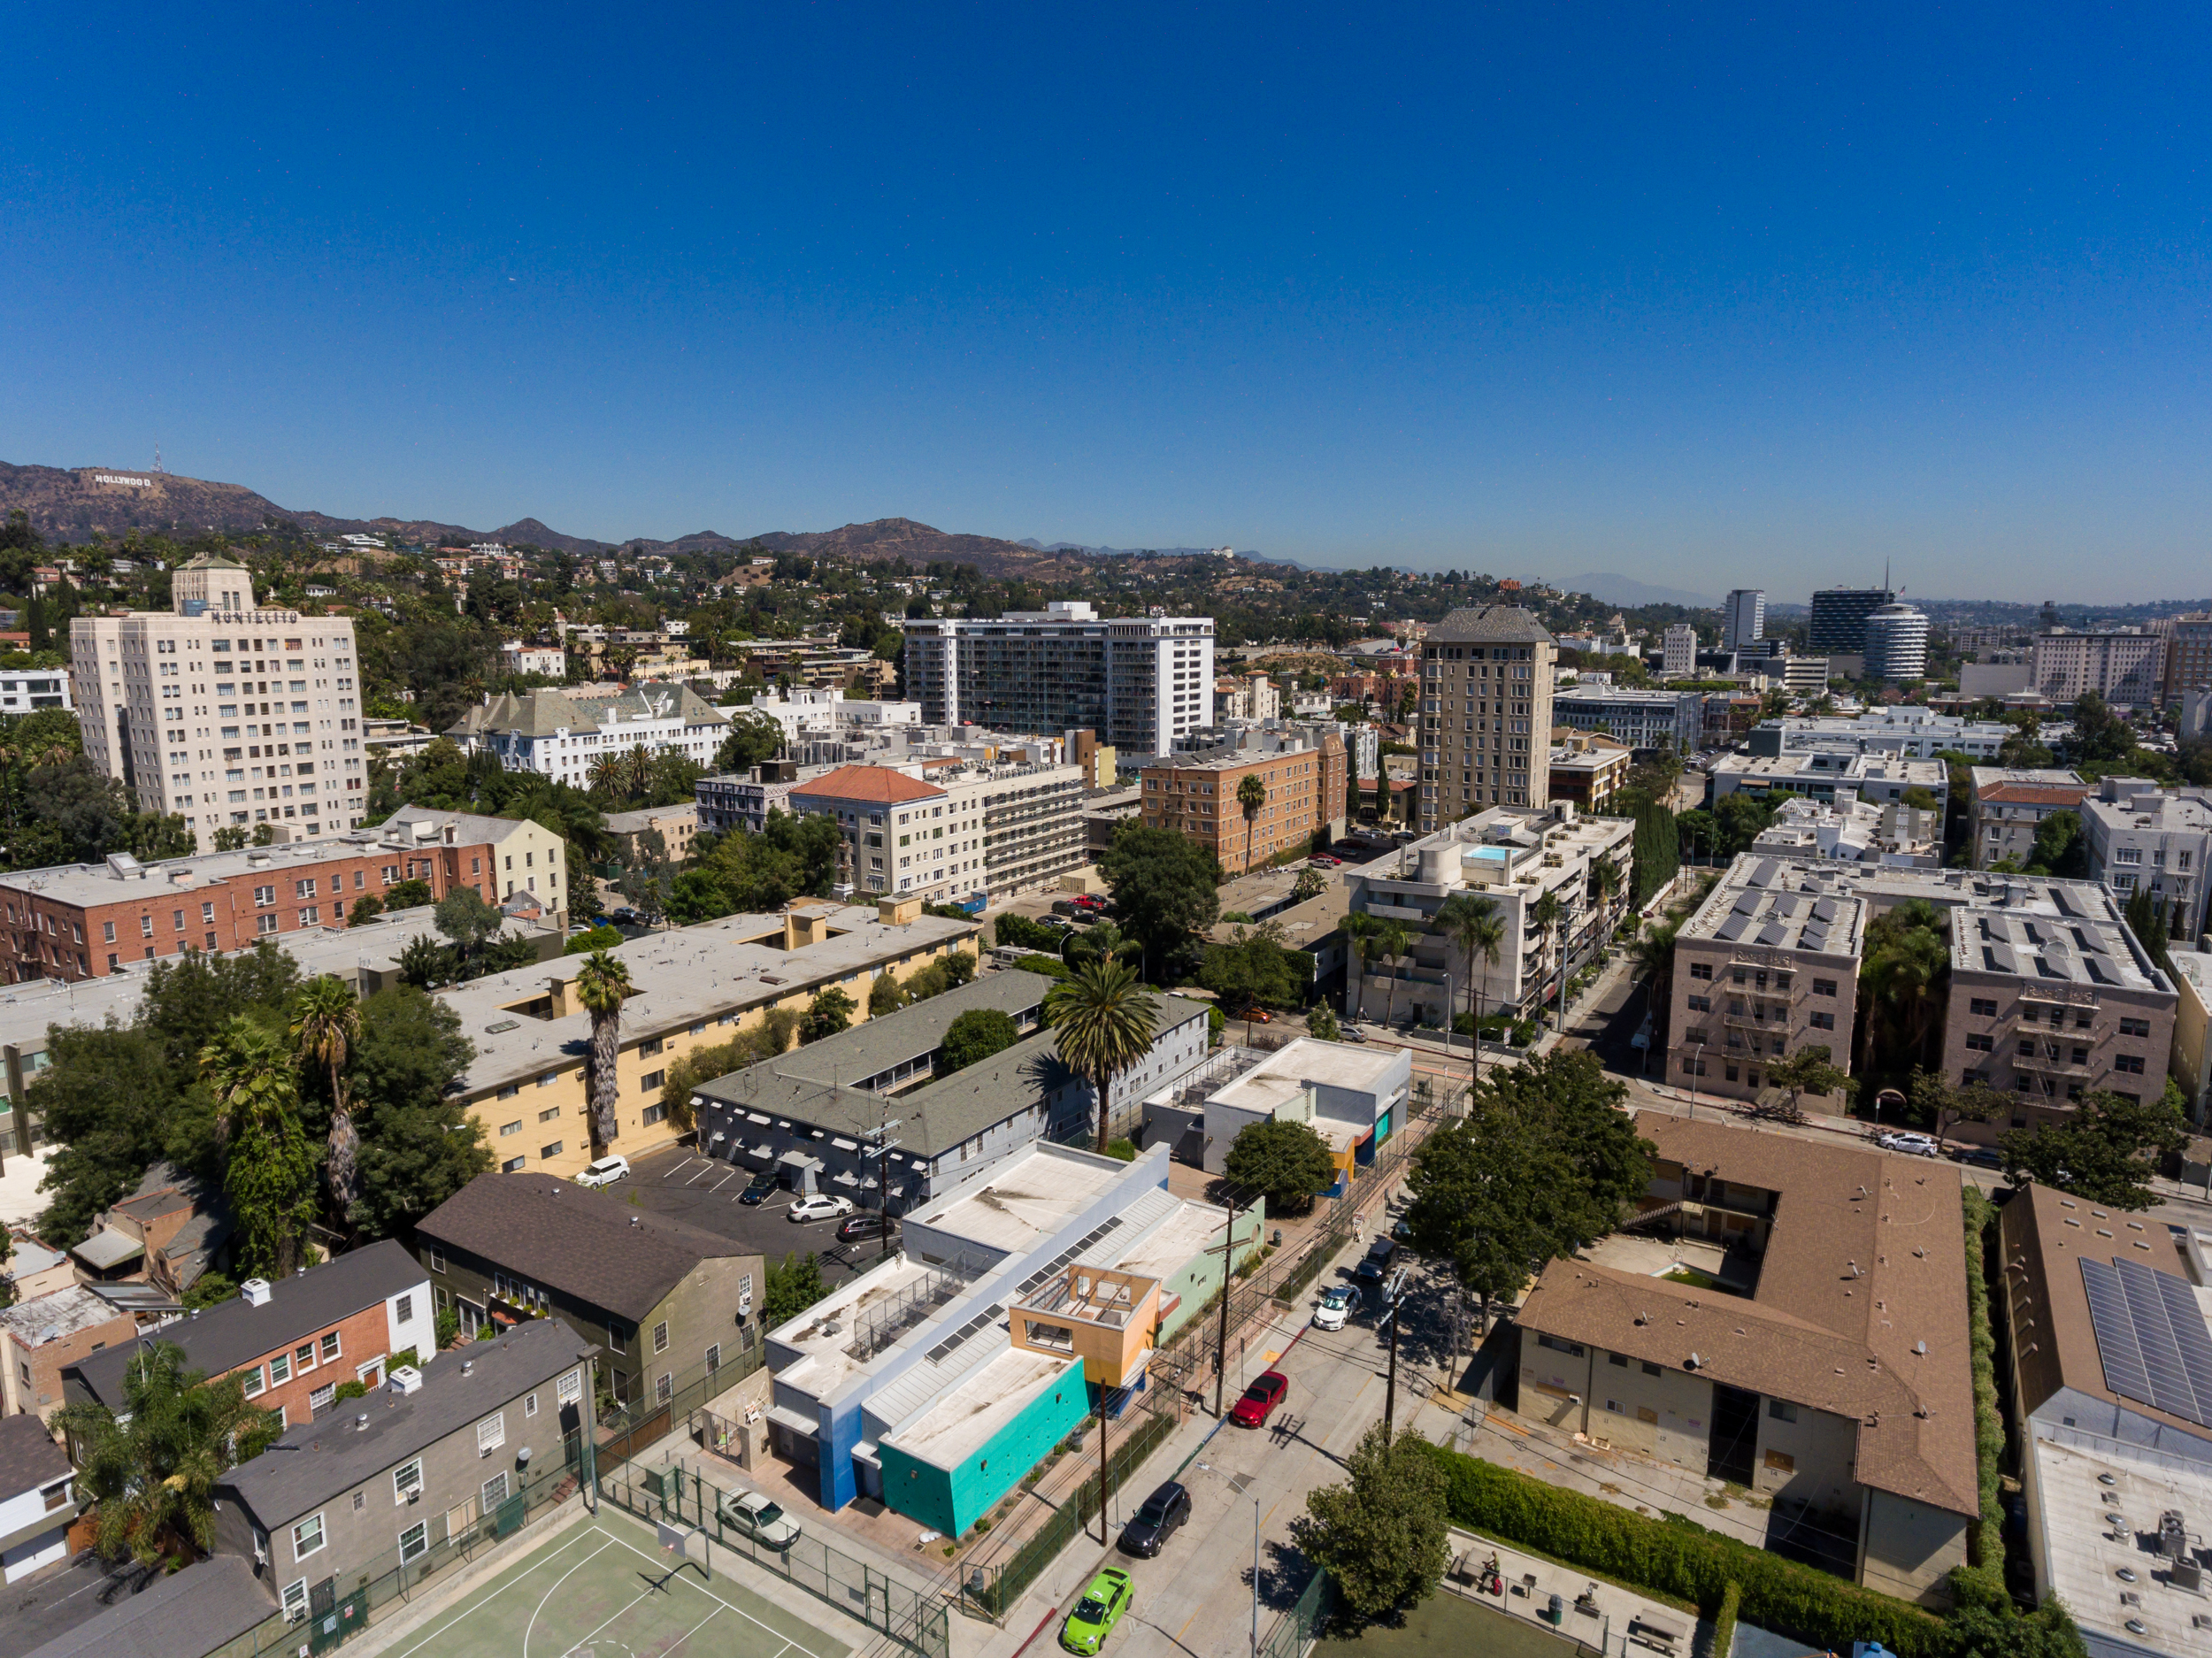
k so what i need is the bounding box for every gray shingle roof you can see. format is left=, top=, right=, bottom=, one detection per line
left=20, top=1556, right=274, bottom=1658
left=218, top=1317, right=591, bottom=1524
left=0, top=1413, right=68, bottom=1497
left=67, top=1240, right=426, bottom=1412
left=413, top=1173, right=752, bottom=1320
left=1425, top=605, right=1555, bottom=645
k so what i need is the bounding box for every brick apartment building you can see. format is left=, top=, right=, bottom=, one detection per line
left=65, top=1240, right=434, bottom=1432
left=0, top=811, right=551, bottom=982
left=1141, top=732, right=1348, bottom=873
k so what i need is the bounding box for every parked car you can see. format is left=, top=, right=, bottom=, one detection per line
left=1878, top=1132, right=1941, bottom=1158
left=837, top=1212, right=898, bottom=1243
left=1118, top=1481, right=1191, bottom=1558
left=1354, top=1236, right=1397, bottom=1282
left=1308, top=854, right=1342, bottom=867
left=717, top=1488, right=802, bottom=1549
left=574, top=1155, right=631, bottom=1188
left=1052, top=899, right=1081, bottom=917
left=1950, top=1145, right=2006, bottom=1171
left=1071, top=894, right=1109, bottom=913
left=1040, top=915, right=1075, bottom=931
left=611, top=907, right=641, bottom=925
left=1229, top=1370, right=1289, bottom=1428
left=739, top=1171, right=779, bottom=1205
left=1061, top=1568, right=1133, bottom=1654
left=788, top=1194, right=856, bottom=1223
left=1311, top=1285, right=1353, bottom=1332
left=1340, top=1024, right=1369, bottom=1043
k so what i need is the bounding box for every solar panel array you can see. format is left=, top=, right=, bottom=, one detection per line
left=924, top=1301, right=1008, bottom=1367
left=2078, top=1255, right=2212, bottom=1430
left=1015, top=1216, right=1127, bottom=1297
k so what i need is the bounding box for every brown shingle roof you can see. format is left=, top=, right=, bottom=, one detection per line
left=413, top=1172, right=753, bottom=1321
left=1517, top=1114, right=1979, bottom=1516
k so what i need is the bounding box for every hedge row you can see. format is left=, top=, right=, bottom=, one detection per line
left=1956, top=1186, right=2009, bottom=1610
left=1709, top=1580, right=1741, bottom=1658
left=1408, top=1444, right=1944, bottom=1657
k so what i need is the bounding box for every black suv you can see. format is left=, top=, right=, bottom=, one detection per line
left=1118, top=1481, right=1191, bottom=1558
left=738, top=1172, right=779, bottom=1206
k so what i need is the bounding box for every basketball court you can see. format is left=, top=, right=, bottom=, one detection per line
left=380, top=1509, right=852, bottom=1658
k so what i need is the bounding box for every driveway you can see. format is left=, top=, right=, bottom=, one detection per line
left=619, top=1142, right=888, bottom=1287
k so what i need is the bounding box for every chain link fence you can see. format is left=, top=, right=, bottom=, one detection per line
left=1256, top=1566, right=1334, bottom=1658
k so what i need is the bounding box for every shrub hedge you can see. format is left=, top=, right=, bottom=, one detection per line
left=1709, top=1579, right=1741, bottom=1658
left=1408, top=1444, right=1944, bottom=1656
left=1956, top=1186, right=2009, bottom=1610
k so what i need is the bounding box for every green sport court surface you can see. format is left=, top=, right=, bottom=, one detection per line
left=383, top=1510, right=852, bottom=1658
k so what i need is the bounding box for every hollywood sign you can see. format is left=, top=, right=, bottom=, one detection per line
left=91, top=472, right=155, bottom=487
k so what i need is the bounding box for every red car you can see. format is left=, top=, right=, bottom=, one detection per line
left=1072, top=894, right=1109, bottom=912
left=1229, top=1370, right=1288, bottom=1428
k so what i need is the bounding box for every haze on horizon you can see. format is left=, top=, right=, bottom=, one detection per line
left=4, top=4, right=2210, bottom=605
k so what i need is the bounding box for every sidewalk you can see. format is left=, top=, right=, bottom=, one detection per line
left=1440, top=1525, right=1703, bottom=1658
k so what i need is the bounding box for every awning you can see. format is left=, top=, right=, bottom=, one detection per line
left=708, top=1131, right=726, bottom=1143
left=778, top=1149, right=823, bottom=1171
left=73, top=1228, right=146, bottom=1270
left=832, top=1171, right=859, bottom=1187
left=831, top=1137, right=859, bottom=1152
left=764, top=1403, right=820, bottom=1439
left=746, top=1112, right=772, bottom=1125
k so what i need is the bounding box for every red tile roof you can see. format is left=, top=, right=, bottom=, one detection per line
left=1979, top=784, right=2088, bottom=806
left=795, top=765, right=945, bottom=804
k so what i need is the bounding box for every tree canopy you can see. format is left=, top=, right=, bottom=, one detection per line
left=1293, top=1423, right=1450, bottom=1620
left=1101, top=824, right=1220, bottom=979
left=940, top=1008, right=1020, bottom=1073
left=2000, top=1086, right=2189, bottom=1210
left=1222, top=1118, right=1337, bottom=1215
left=668, top=810, right=841, bottom=922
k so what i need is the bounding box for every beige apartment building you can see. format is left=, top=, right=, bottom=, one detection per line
left=1141, top=733, right=1347, bottom=875
left=1417, top=605, right=1556, bottom=832
left=71, top=553, right=366, bottom=852
left=1965, top=768, right=2088, bottom=870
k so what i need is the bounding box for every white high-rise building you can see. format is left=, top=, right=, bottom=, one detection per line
left=902, top=601, right=1214, bottom=756
left=1863, top=602, right=1931, bottom=682
left=1662, top=624, right=1699, bottom=679
left=1724, top=589, right=1766, bottom=651
left=71, top=555, right=367, bottom=852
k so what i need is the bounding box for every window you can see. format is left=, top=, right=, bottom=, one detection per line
left=1811, top=978, right=1837, bottom=997
left=242, top=1364, right=265, bottom=1398
left=2115, top=1054, right=2146, bottom=1074
left=309, top=1383, right=335, bottom=1414
left=2119, top=1017, right=2151, bottom=1038
left=283, top=1579, right=310, bottom=1623
left=539, top=1106, right=560, bottom=1123
left=1809, top=1011, right=1834, bottom=1031
left=503, top=1155, right=526, bottom=1172
left=1970, top=998, right=1999, bottom=1017
left=481, top=1471, right=510, bottom=1510
left=1768, top=1398, right=1797, bottom=1422
left=525, top=1391, right=539, bottom=1417
left=541, top=1141, right=563, bottom=1160
left=291, top=1513, right=326, bottom=1561
left=1966, top=1033, right=1994, bottom=1052
left=502, top=1120, right=523, bottom=1137
left=296, top=1342, right=317, bottom=1373
left=394, top=1460, right=424, bottom=1503
left=399, top=1521, right=428, bottom=1563
left=608, top=1324, right=629, bottom=1352
left=396, top=1293, right=414, bottom=1324
left=1534, top=1333, right=1583, bottom=1356
left=1607, top=1352, right=1628, bottom=1368
left=639, top=1036, right=664, bottom=1058
left=641, top=1101, right=667, bottom=1126
left=653, top=1321, right=670, bottom=1354
left=477, top=1413, right=506, bottom=1455
left=1640, top=1361, right=1663, bottom=1376
left=557, top=1369, right=582, bottom=1405
left=427, top=1247, right=446, bottom=1273
left=270, top=1352, right=291, bottom=1385
left=705, top=1343, right=721, bottom=1373
left=1688, top=962, right=1711, bottom=980
left=657, top=1372, right=673, bottom=1403
left=42, top=1478, right=71, bottom=1511
left=320, top=1332, right=342, bottom=1362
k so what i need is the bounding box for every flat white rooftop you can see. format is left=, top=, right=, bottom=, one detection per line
left=911, top=1146, right=1129, bottom=1257
left=2031, top=1432, right=2212, bottom=1656
left=770, top=1255, right=941, bottom=1399
left=1209, top=1037, right=1401, bottom=1116
left=883, top=1347, right=1076, bottom=1468
left=1110, top=1199, right=1241, bottom=1285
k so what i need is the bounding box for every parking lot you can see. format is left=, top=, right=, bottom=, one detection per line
left=617, top=1143, right=894, bottom=1287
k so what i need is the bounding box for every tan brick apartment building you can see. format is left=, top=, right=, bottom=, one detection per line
left=0, top=1286, right=134, bottom=1423
left=0, top=807, right=565, bottom=982
left=1140, top=733, right=1347, bottom=874
left=1417, top=605, right=1556, bottom=833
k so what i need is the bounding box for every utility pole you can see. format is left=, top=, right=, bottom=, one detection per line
left=1098, top=1386, right=1113, bottom=1545
left=1380, top=1273, right=1404, bottom=1443
left=1209, top=1186, right=1243, bottom=1418
left=863, top=1117, right=904, bottom=1262
left=1249, top=1495, right=1261, bottom=1656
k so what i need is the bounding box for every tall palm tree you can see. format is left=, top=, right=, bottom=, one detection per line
left=202, top=1016, right=319, bottom=1279
left=1046, top=958, right=1161, bottom=1154
left=587, top=751, right=623, bottom=797
left=1531, top=889, right=1566, bottom=1031
left=1340, top=911, right=1379, bottom=1023
left=628, top=741, right=654, bottom=798
left=575, top=951, right=635, bottom=1154
left=290, top=975, right=363, bottom=1216
left=53, top=1341, right=284, bottom=1566
left=1374, top=918, right=1412, bottom=1030
left=1592, top=856, right=1620, bottom=925
left=1237, top=773, right=1267, bottom=872
left=1627, top=918, right=1680, bottom=1071
left=1436, top=894, right=1504, bottom=1094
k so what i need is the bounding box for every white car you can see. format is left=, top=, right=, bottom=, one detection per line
left=1878, top=1132, right=1940, bottom=1158
left=787, top=1194, right=856, bottom=1223
left=574, top=1155, right=631, bottom=1188
left=1311, top=1285, right=1354, bottom=1332
left=717, top=1488, right=802, bottom=1549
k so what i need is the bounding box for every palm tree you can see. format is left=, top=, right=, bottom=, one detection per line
left=627, top=742, right=654, bottom=798
left=588, top=752, right=623, bottom=797
left=1373, top=918, right=1412, bottom=1030
left=53, top=1341, right=283, bottom=1566
left=575, top=950, right=635, bottom=1154
left=1436, top=894, right=1504, bottom=1094
left=290, top=975, right=363, bottom=1216
left=1046, top=958, right=1161, bottom=1154
left=1237, top=773, right=1267, bottom=872
left=1592, top=856, right=1620, bottom=925
left=1340, top=911, right=1379, bottom=1023
left=1531, top=889, right=1566, bottom=1031
left=202, top=1017, right=319, bottom=1279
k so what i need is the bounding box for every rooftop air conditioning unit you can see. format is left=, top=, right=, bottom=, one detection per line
left=242, top=1278, right=273, bottom=1308
left=388, top=1366, right=425, bottom=1396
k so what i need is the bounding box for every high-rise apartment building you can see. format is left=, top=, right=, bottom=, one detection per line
left=1141, top=731, right=1346, bottom=874
left=1862, top=602, right=1931, bottom=681
left=1662, top=624, right=1698, bottom=678
left=788, top=758, right=1085, bottom=903
left=901, top=602, right=1214, bottom=757
left=2029, top=629, right=2167, bottom=709
left=1417, top=605, right=1555, bottom=832
left=71, top=554, right=366, bottom=853
left=2156, top=612, right=2212, bottom=700
left=1722, top=588, right=1766, bottom=651
left=1808, top=587, right=1895, bottom=656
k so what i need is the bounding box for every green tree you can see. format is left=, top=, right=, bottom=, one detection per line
left=2024, top=810, right=2089, bottom=879
left=1199, top=922, right=1314, bottom=1013
left=1306, top=1003, right=1342, bottom=1041
left=2001, top=1087, right=2189, bottom=1210
left=1371, top=917, right=1413, bottom=1029
left=940, top=1008, right=1020, bottom=1072
left=1910, top=1066, right=2008, bottom=1148
left=1222, top=1118, right=1335, bottom=1215
left=1758, top=1043, right=1853, bottom=1121
left=868, top=971, right=907, bottom=1016
left=1291, top=1422, right=1450, bottom=1618
left=348, top=892, right=386, bottom=926
left=2124, top=887, right=2173, bottom=978
left=800, top=986, right=856, bottom=1044
left=712, top=710, right=786, bottom=774
left=1435, top=893, right=1505, bottom=1092
left=53, top=1341, right=284, bottom=1565
left=2069, top=691, right=2137, bottom=765
left=384, top=878, right=434, bottom=910
left=763, top=1250, right=826, bottom=1328
left=1100, top=825, right=1220, bottom=981
left=290, top=975, right=363, bottom=1214
left=346, top=987, right=488, bottom=1239
left=203, top=1017, right=320, bottom=1279
left=434, top=885, right=509, bottom=967
left=1045, top=957, right=1161, bottom=1154
left=575, top=951, right=634, bottom=1154
left=31, top=1026, right=180, bottom=1245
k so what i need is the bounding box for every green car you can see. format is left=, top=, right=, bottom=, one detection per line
left=1060, top=1567, right=1133, bottom=1654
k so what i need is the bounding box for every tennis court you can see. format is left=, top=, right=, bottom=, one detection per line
left=380, top=1509, right=851, bottom=1658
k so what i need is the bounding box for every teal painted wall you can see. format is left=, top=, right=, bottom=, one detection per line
left=881, top=1356, right=1089, bottom=1538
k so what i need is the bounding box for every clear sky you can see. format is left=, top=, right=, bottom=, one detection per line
left=5, top=4, right=2210, bottom=602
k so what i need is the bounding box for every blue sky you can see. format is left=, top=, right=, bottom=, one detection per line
left=5, top=3, right=2210, bottom=601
